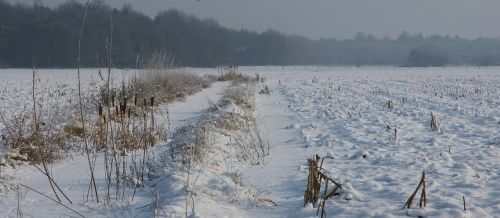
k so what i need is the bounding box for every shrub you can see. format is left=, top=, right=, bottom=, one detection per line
left=1, top=110, right=69, bottom=164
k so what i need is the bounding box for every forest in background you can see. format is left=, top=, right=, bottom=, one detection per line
left=2, top=0, right=500, bottom=68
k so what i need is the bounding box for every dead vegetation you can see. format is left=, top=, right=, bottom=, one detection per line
left=384, top=100, right=395, bottom=110
left=218, top=85, right=255, bottom=110
left=169, top=83, right=269, bottom=165
left=302, top=156, right=431, bottom=216
left=217, top=64, right=251, bottom=82
left=127, top=70, right=213, bottom=107
left=99, top=52, right=214, bottom=112
left=1, top=71, right=70, bottom=165
left=403, top=170, right=427, bottom=209
left=0, top=52, right=212, bottom=206
left=1, top=111, right=69, bottom=164
left=259, top=85, right=271, bottom=95
left=430, top=112, right=439, bottom=131
left=154, top=79, right=269, bottom=217
left=304, top=155, right=342, bottom=218
left=0, top=62, right=75, bottom=207
left=0, top=1, right=263, bottom=211
left=215, top=85, right=269, bottom=164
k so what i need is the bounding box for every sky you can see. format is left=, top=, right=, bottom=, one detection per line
left=9, top=0, right=500, bottom=40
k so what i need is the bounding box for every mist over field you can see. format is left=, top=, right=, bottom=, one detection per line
left=3, top=0, right=500, bottom=68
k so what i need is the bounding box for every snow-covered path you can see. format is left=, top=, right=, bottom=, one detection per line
left=0, top=81, right=230, bottom=218
left=163, top=81, right=230, bottom=130
left=242, top=84, right=311, bottom=217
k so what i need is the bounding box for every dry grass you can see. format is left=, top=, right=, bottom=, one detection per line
left=430, top=112, right=439, bottom=131
left=172, top=83, right=269, bottom=165
left=128, top=71, right=213, bottom=106
left=63, top=123, right=84, bottom=138
left=124, top=53, right=214, bottom=108
left=218, top=86, right=254, bottom=110
left=1, top=107, right=69, bottom=164
left=217, top=65, right=251, bottom=82
left=304, top=155, right=342, bottom=218
left=259, top=85, right=271, bottom=95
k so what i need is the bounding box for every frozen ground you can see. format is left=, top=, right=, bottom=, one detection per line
left=0, top=68, right=230, bottom=217
left=0, top=68, right=133, bottom=134
left=0, top=66, right=499, bottom=217
left=240, top=66, right=499, bottom=218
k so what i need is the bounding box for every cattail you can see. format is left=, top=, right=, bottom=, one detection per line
left=120, top=98, right=127, bottom=114
left=431, top=112, right=438, bottom=131
left=120, top=102, right=125, bottom=115
left=98, top=103, right=103, bottom=116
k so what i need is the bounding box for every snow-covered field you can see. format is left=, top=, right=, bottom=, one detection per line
left=0, top=68, right=134, bottom=132
left=241, top=66, right=499, bottom=217
left=0, top=66, right=499, bottom=217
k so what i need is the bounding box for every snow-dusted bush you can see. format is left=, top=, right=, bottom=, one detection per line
left=1, top=109, right=69, bottom=164
left=217, top=65, right=251, bottom=82
left=166, top=83, right=269, bottom=166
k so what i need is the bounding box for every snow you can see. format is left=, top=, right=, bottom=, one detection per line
left=239, top=66, right=498, bottom=218
left=0, top=68, right=230, bottom=217
left=1, top=66, right=499, bottom=217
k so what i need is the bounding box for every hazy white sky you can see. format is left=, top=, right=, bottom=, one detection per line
left=10, top=0, right=500, bottom=39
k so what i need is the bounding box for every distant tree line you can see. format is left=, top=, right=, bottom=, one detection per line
left=2, top=0, right=500, bottom=68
